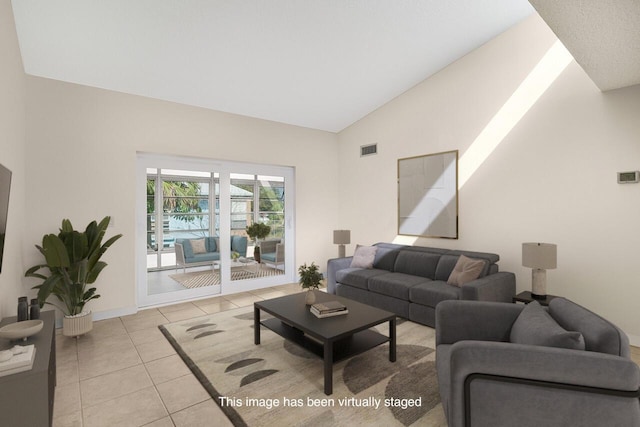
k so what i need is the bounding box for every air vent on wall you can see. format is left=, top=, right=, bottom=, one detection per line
left=360, top=144, right=378, bottom=157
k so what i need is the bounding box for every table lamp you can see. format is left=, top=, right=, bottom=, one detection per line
left=522, top=242, right=557, bottom=299
left=333, top=230, right=351, bottom=258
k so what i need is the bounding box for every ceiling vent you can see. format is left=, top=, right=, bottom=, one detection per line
left=360, top=144, right=378, bottom=157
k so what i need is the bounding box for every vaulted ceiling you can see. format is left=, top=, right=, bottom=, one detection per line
left=10, top=1, right=638, bottom=133
left=11, top=1, right=534, bottom=132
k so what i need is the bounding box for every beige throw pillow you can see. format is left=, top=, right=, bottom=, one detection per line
left=191, top=238, right=207, bottom=254
left=350, top=245, right=378, bottom=269
left=447, top=254, right=485, bottom=286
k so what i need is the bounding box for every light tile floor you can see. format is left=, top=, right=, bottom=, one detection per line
left=53, top=285, right=640, bottom=427
left=53, top=283, right=301, bottom=427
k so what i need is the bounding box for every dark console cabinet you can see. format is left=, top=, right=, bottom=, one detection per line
left=0, top=310, right=56, bottom=427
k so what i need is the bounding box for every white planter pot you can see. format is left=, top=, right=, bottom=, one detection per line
left=305, top=290, right=316, bottom=305
left=63, top=311, right=93, bottom=337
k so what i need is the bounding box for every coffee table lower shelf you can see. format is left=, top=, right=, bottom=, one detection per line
left=254, top=293, right=396, bottom=395
left=260, top=318, right=390, bottom=363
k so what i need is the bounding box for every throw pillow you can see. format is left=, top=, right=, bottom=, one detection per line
left=350, top=245, right=378, bottom=269
left=191, top=238, right=207, bottom=254
left=447, top=255, right=486, bottom=286
left=510, top=301, right=586, bottom=350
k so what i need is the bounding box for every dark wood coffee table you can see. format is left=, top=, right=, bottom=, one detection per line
left=254, top=291, right=396, bottom=395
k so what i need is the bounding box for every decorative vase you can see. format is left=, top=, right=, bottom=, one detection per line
left=63, top=311, right=93, bottom=337
left=305, top=289, right=316, bottom=305
left=254, top=246, right=261, bottom=263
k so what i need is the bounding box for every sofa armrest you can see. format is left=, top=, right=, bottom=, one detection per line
left=460, top=271, right=515, bottom=302
left=436, top=300, right=523, bottom=345
left=326, top=257, right=353, bottom=294
left=446, top=340, right=640, bottom=427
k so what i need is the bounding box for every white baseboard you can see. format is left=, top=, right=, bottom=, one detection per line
left=53, top=306, right=138, bottom=329
left=626, top=333, right=640, bottom=348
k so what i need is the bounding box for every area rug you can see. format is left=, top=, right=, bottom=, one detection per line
left=159, top=306, right=446, bottom=427
left=169, top=267, right=284, bottom=289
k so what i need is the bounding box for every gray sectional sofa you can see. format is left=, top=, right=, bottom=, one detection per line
left=326, top=243, right=515, bottom=327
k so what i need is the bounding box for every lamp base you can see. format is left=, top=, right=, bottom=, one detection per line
left=338, top=244, right=346, bottom=258
left=531, top=268, right=547, bottom=299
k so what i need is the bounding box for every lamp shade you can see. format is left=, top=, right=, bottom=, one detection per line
left=522, top=243, right=557, bottom=269
left=333, top=230, right=351, bottom=245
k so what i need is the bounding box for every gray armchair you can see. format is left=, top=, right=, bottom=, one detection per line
left=435, top=299, right=640, bottom=427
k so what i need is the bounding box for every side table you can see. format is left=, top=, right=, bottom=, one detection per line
left=512, top=291, right=559, bottom=307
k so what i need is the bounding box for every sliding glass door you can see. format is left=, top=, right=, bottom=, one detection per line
left=146, top=169, right=216, bottom=271
left=137, top=154, right=295, bottom=308
left=227, top=174, right=286, bottom=284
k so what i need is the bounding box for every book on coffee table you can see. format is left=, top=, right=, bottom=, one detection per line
left=310, top=301, right=348, bottom=318
left=311, top=308, right=349, bottom=318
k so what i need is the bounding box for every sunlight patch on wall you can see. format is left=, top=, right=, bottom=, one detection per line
left=458, top=40, right=573, bottom=188
left=394, top=40, right=572, bottom=246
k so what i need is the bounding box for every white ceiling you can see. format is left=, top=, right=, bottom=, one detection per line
left=529, top=0, right=640, bottom=92
left=11, top=1, right=534, bottom=132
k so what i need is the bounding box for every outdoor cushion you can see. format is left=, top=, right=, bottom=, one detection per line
left=191, top=238, right=207, bottom=254
left=510, top=301, right=585, bottom=350
left=206, top=236, right=217, bottom=252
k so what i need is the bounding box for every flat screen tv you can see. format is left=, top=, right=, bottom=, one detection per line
left=0, top=163, right=11, bottom=273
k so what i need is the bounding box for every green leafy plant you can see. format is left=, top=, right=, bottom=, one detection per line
left=298, top=262, right=323, bottom=290
left=25, top=217, right=122, bottom=316
left=245, top=223, right=271, bottom=241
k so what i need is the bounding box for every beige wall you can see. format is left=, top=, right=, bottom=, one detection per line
left=4, top=7, right=640, bottom=344
left=338, top=14, right=640, bottom=342
left=0, top=0, right=27, bottom=319
left=23, top=78, right=339, bottom=317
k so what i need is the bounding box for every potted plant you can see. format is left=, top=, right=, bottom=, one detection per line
left=25, top=216, right=122, bottom=337
left=298, top=262, right=323, bottom=305
left=245, top=222, right=271, bottom=262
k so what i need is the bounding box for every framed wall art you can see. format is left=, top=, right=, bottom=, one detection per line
left=397, top=150, right=458, bottom=239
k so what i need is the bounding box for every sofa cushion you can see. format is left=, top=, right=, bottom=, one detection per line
left=191, top=238, right=207, bottom=254
left=368, top=273, right=430, bottom=300
left=393, top=251, right=440, bottom=279
left=510, top=301, right=585, bottom=350
left=350, top=245, right=378, bottom=268
left=409, top=281, right=461, bottom=307
left=335, top=268, right=388, bottom=290
left=434, top=254, right=461, bottom=281
left=372, top=243, right=405, bottom=271
left=549, top=298, right=629, bottom=357
left=447, top=255, right=486, bottom=287
left=448, top=250, right=498, bottom=268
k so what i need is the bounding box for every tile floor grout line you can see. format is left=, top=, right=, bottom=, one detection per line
left=54, top=284, right=302, bottom=427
